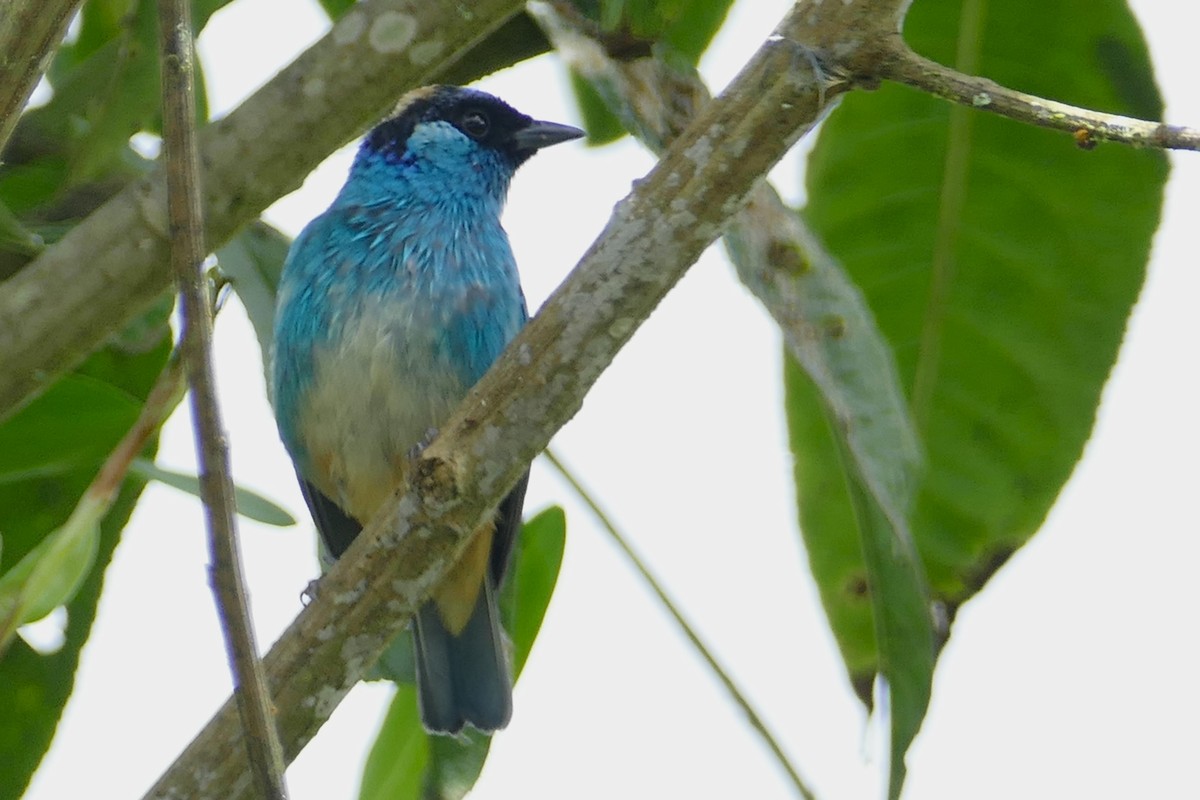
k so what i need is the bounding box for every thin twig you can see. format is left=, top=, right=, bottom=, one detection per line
left=543, top=450, right=818, bottom=800
left=156, top=3, right=288, bottom=799
left=876, top=39, right=1200, bottom=151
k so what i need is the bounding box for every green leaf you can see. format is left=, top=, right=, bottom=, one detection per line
left=0, top=199, right=43, bottom=257
left=50, top=0, right=134, bottom=81
left=0, top=376, right=141, bottom=484
left=130, top=459, right=294, bottom=527
left=216, top=221, right=291, bottom=361
left=316, top=0, right=358, bottom=20
left=661, top=0, right=735, bottom=64
left=795, top=0, right=1167, bottom=793
left=0, top=494, right=104, bottom=650
left=0, top=158, right=70, bottom=217
left=357, top=684, right=431, bottom=800
left=129, top=458, right=296, bottom=527
left=759, top=221, right=931, bottom=799
left=625, top=0, right=665, bottom=38
left=21, top=0, right=213, bottom=193
left=568, top=69, right=627, bottom=146
left=0, top=334, right=170, bottom=800
left=599, top=0, right=626, bottom=32
left=28, top=3, right=161, bottom=183
left=832, top=425, right=931, bottom=798
left=366, top=627, right=416, bottom=684
left=359, top=506, right=567, bottom=800
left=500, top=506, right=566, bottom=678
left=193, top=0, right=238, bottom=32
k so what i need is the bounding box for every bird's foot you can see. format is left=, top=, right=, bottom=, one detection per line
left=300, top=579, right=320, bottom=606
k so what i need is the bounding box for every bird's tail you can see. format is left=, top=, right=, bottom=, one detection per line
left=413, top=574, right=512, bottom=735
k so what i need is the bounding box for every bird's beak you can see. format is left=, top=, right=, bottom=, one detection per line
left=510, top=119, right=585, bottom=152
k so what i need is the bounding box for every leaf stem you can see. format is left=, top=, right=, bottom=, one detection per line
left=542, top=449, right=818, bottom=800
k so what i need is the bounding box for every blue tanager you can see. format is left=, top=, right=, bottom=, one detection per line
left=270, top=85, right=582, bottom=734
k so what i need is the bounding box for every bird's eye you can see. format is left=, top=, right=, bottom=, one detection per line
left=461, top=110, right=490, bottom=139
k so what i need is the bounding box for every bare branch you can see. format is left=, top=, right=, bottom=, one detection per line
left=157, top=2, right=287, bottom=797
left=0, top=0, right=80, bottom=152
left=0, top=0, right=528, bottom=423
left=142, top=6, right=837, bottom=798
left=875, top=37, right=1200, bottom=151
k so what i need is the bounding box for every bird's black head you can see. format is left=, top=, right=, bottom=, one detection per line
left=365, top=85, right=583, bottom=170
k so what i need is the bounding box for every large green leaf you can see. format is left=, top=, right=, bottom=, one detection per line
left=727, top=194, right=932, bottom=798
left=754, top=223, right=930, bottom=798
left=358, top=506, right=567, bottom=800
left=357, top=684, right=431, bottom=800
left=0, top=329, right=171, bottom=799
left=0, top=376, right=141, bottom=484
left=793, top=0, right=1167, bottom=763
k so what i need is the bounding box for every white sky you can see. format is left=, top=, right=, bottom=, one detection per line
left=22, top=2, right=1200, bottom=799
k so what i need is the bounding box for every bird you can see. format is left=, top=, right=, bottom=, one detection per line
left=270, top=85, right=582, bottom=734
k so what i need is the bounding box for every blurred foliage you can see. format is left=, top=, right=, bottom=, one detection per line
left=0, top=335, right=172, bottom=799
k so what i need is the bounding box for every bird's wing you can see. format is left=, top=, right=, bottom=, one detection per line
left=489, top=469, right=530, bottom=588
left=298, top=476, right=362, bottom=559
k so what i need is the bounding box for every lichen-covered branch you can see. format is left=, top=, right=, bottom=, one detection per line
left=0, top=0, right=529, bottom=423
left=141, top=6, right=837, bottom=798
left=875, top=37, right=1200, bottom=151
left=531, top=0, right=924, bottom=779
left=529, top=0, right=921, bottom=651
left=0, top=0, right=81, bottom=152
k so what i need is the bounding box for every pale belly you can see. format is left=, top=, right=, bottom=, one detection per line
left=296, top=306, right=468, bottom=523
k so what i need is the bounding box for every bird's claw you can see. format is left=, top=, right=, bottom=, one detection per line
left=300, top=579, right=320, bottom=606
